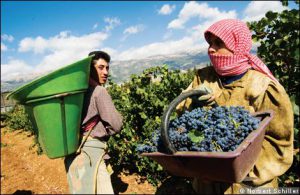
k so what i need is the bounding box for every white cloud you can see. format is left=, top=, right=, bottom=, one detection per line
left=34, top=50, right=87, bottom=73
left=242, top=1, right=288, bottom=22
left=123, top=25, right=145, bottom=35
left=93, top=23, right=98, bottom=30
left=168, top=19, right=184, bottom=29
left=18, top=31, right=108, bottom=55
left=122, top=24, right=145, bottom=41
left=1, top=34, right=14, bottom=52
left=116, top=3, right=239, bottom=61
left=1, top=34, right=14, bottom=42
left=104, top=17, right=121, bottom=32
left=188, top=18, right=224, bottom=43
left=1, top=42, right=7, bottom=51
left=8, top=30, right=111, bottom=79
left=165, top=1, right=238, bottom=52
left=117, top=37, right=206, bottom=61
left=18, top=36, right=48, bottom=54
left=1, top=59, right=34, bottom=81
left=158, top=4, right=176, bottom=15
left=100, top=47, right=118, bottom=59
left=168, top=1, right=237, bottom=29
left=1, top=45, right=118, bottom=82
left=2, top=28, right=119, bottom=81
left=58, top=31, right=71, bottom=38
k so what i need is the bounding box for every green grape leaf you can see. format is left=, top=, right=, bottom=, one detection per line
left=188, top=129, right=204, bottom=143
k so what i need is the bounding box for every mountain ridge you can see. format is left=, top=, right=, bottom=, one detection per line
left=1, top=51, right=209, bottom=92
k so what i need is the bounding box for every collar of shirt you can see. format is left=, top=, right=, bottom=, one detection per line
left=219, top=70, right=248, bottom=85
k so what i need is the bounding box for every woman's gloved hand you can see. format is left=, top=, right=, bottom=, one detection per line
left=192, top=85, right=216, bottom=106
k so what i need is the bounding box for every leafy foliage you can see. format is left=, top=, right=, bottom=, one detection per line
left=247, top=9, right=299, bottom=97
left=4, top=104, right=43, bottom=154
left=5, top=104, right=34, bottom=132
left=107, top=65, right=195, bottom=185
left=248, top=1, right=299, bottom=186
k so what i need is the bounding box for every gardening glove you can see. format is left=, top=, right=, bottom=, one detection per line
left=192, top=85, right=216, bottom=107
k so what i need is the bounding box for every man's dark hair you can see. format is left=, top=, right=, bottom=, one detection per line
left=88, top=51, right=110, bottom=63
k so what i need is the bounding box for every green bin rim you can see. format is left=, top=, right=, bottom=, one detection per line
left=6, top=56, right=93, bottom=101
left=24, top=89, right=87, bottom=104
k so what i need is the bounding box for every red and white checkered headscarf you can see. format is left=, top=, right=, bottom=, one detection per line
left=204, top=19, right=278, bottom=82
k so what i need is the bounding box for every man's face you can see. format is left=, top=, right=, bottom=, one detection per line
left=93, top=58, right=109, bottom=84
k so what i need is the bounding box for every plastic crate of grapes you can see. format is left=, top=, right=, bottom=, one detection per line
left=141, top=90, right=274, bottom=183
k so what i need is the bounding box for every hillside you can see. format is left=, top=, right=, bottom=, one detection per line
left=109, top=51, right=209, bottom=84
left=1, top=51, right=209, bottom=92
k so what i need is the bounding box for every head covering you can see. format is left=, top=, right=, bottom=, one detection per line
left=204, top=19, right=278, bottom=82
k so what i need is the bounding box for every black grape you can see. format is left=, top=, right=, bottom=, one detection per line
left=137, top=106, right=260, bottom=153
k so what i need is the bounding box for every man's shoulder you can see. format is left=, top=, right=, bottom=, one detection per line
left=88, top=85, right=109, bottom=97
left=94, top=85, right=106, bottom=90
left=94, top=85, right=108, bottom=93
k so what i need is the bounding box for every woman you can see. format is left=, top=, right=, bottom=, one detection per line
left=177, top=19, right=293, bottom=194
left=64, top=51, right=123, bottom=194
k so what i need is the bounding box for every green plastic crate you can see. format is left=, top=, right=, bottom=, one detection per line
left=24, top=90, right=85, bottom=158
left=6, top=56, right=93, bottom=158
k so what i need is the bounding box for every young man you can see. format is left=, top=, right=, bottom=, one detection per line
left=65, top=51, right=123, bottom=194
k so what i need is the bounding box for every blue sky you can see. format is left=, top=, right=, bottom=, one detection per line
left=1, top=1, right=297, bottom=81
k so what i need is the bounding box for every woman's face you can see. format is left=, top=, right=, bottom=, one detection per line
left=207, top=33, right=233, bottom=55
left=93, top=58, right=109, bottom=84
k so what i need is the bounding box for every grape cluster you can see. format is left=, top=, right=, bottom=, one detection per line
left=137, top=106, right=260, bottom=153
left=136, top=128, right=167, bottom=153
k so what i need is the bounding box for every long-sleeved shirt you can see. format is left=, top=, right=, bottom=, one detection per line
left=81, top=85, right=123, bottom=138
left=177, top=66, right=293, bottom=193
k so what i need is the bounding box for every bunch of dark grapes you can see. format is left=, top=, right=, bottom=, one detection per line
left=137, top=106, right=260, bottom=153
left=136, top=129, right=167, bottom=153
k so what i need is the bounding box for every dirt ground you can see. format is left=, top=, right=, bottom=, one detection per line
left=1, top=127, right=195, bottom=194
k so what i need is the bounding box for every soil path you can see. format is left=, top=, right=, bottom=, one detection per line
left=0, top=128, right=156, bottom=194
left=1, top=128, right=195, bottom=194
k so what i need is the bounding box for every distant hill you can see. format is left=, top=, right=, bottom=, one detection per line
left=1, top=51, right=209, bottom=92
left=110, top=50, right=209, bottom=84
left=1, top=71, right=50, bottom=92
left=1, top=80, right=33, bottom=93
